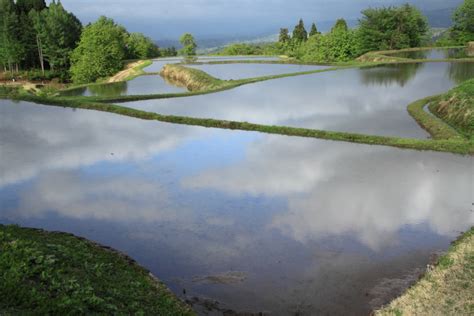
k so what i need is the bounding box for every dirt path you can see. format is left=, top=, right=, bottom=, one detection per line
left=107, top=60, right=147, bottom=83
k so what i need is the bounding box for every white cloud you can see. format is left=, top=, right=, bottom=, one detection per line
left=183, top=135, right=473, bottom=250
left=0, top=101, right=208, bottom=187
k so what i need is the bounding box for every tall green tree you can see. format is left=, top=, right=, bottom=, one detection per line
left=451, top=0, right=474, bottom=44
left=309, top=23, right=319, bottom=37
left=332, top=18, right=348, bottom=32
left=300, top=29, right=359, bottom=62
left=16, top=0, right=46, bottom=13
left=358, top=4, right=428, bottom=52
left=179, top=33, right=197, bottom=56
left=29, top=0, right=81, bottom=77
left=16, top=0, right=46, bottom=69
left=161, top=46, right=177, bottom=57
left=70, top=17, right=127, bottom=83
left=279, top=28, right=290, bottom=43
left=41, top=1, right=81, bottom=71
left=292, top=19, right=307, bottom=42
left=127, top=32, right=160, bottom=59
left=0, top=0, right=23, bottom=72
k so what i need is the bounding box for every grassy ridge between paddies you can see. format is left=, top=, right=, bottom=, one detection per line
left=0, top=225, right=194, bottom=315
left=428, top=78, right=474, bottom=140
left=376, top=228, right=474, bottom=316
left=1, top=90, right=472, bottom=155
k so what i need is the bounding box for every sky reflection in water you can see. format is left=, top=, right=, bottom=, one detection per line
left=0, top=100, right=472, bottom=314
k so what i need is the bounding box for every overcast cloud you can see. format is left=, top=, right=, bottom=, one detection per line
left=48, top=0, right=462, bottom=39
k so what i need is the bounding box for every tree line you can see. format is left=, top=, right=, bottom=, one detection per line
left=278, top=4, right=429, bottom=62
left=0, top=0, right=161, bottom=82
left=220, top=0, right=473, bottom=62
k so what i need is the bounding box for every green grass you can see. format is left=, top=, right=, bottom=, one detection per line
left=376, top=228, right=474, bottom=316
left=428, top=79, right=474, bottom=139
left=0, top=224, right=194, bottom=315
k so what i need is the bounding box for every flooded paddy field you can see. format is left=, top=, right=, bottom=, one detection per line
left=60, top=74, right=186, bottom=97
left=385, top=47, right=471, bottom=60
left=122, top=62, right=474, bottom=138
left=1, top=100, right=472, bottom=315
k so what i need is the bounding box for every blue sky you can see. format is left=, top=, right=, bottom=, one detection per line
left=50, top=0, right=462, bottom=39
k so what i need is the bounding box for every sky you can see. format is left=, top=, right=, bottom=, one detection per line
left=49, top=0, right=463, bottom=40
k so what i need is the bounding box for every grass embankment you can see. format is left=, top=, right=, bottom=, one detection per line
left=1, top=90, right=472, bottom=155
left=160, top=64, right=228, bottom=91
left=376, top=228, right=474, bottom=316
left=0, top=225, right=194, bottom=315
left=428, top=79, right=474, bottom=140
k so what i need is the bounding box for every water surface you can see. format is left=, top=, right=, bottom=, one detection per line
left=386, top=48, right=470, bottom=59
left=1, top=101, right=472, bottom=315
left=197, top=56, right=280, bottom=62
left=61, top=75, right=186, bottom=97
left=122, top=62, right=474, bottom=139
left=144, top=56, right=281, bottom=73
left=188, top=63, right=329, bottom=80
left=145, top=58, right=184, bottom=73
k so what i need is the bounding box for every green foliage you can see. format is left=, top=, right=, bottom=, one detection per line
left=218, top=42, right=286, bottom=56
left=70, top=17, right=127, bottom=83
left=31, top=0, right=82, bottom=73
left=15, top=0, right=46, bottom=12
left=0, top=0, right=24, bottom=70
left=292, top=19, right=307, bottom=43
left=0, top=225, right=194, bottom=315
left=220, top=43, right=261, bottom=55
left=126, top=32, right=160, bottom=59
left=0, top=0, right=79, bottom=78
left=179, top=33, right=197, bottom=56
left=332, top=19, right=348, bottom=32
left=450, top=0, right=474, bottom=44
left=161, top=46, right=178, bottom=57
left=358, top=4, right=428, bottom=52
left=299, top=28, right=360, bottom=62
left=279, top=28, right=290, bottom=43
left=309, top=23, right=319, bottom=37
left=270, top=18, right=360, bottom=62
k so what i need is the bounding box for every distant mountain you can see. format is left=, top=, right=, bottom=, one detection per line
left=424, top=7, right=456, bottom=28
